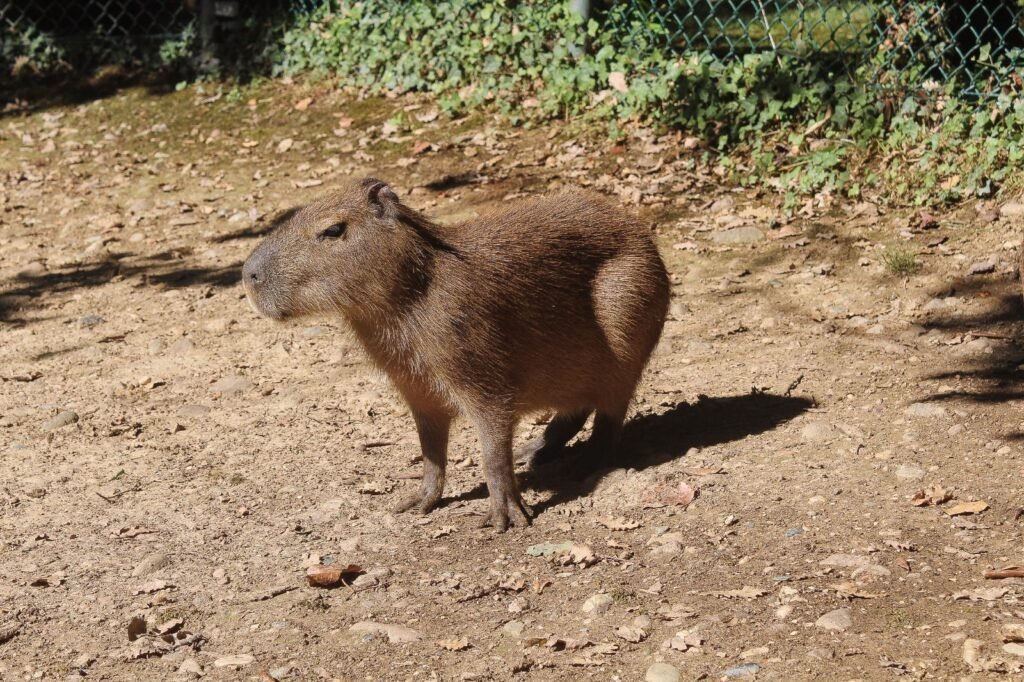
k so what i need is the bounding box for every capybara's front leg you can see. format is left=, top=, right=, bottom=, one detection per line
left=394, top=409, right=451, bottom=515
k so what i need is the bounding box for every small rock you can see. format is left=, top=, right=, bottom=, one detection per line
left=268, top=665, right=293, bottom=680
left=709, top=226, right=765, bottom=244
left=77, top=314, right=105, bottom=328
left=502, top=620, right=525, bottom=637
left=131, top=553, right=169, bottom=577
left=1000, top=201, right=1024, bottom=218
left=895, top=464, right=925, bottom=482
left=710, top=197, right=735, bottom=213
left=904, top=402, right=947, bottom=418
left=42, top=410, right=79, bottom=432
left=213, top=654, right=254, bottom=668
left=968, top=260, right=996, bottom=275
left=1003, top=643, right=1024, bottom=657
left=210, top=375, right=253, bottom=395
left=167, top=337, right=195, bottom=355
left=800, top=421, right=833, bottom=442
left=582, top=593, right=615, bottom=615
left=740, top=646, right=769, bottom=659
left=645, top=662, right=681, bottom=682
left=178, top=658, right=203, bottom=676
left=722, top=663, right=760, bottom=678
left=348, top=621, right=421, bottom=644
left=815, top=608, right=852, bottom=632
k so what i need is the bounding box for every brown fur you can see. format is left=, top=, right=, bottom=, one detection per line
left=243, top=178, right=670, bottom=530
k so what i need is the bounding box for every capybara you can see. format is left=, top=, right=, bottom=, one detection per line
left=243, top=178, right=669, bottom=530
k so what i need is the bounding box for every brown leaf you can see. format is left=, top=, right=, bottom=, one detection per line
left=133, top=579, right=173, bottom=595
left=305, top=564, right=364, bottom=588
left=953, top=587, right=1007, bottom=601
left=946, top=500, right=989, bottom=516
left=114, top=526, right=159, bottom=539
left=595, top=515, right=641, bottom=531
left=128, top=616, right=147, bottom=642
left=293, top=97, right=313, bottom=111
left=498, top=574, right=526, bottom=592
left=911, top=484, right=951, bottom=506
left=608, top=71, right=628, bottom=93
left=704, top=585, right=767, bottom=599
left=532, top=577, right=551, bottom=595
left=556, top=544, right=596, bottom=567
left=831, top=581, right=883, bottom=599
left=411, top=141, right=432, bottom=155
left=437, top=637, right=470, bottom=651
left=613, top=625, right=647, bottom=643
left=335, top=116, right=354, bottom=128
left=641, top=481, right=697, bottom=509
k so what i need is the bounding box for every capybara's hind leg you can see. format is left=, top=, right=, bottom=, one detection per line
left=589, top=403, right=629, bottom=464
left=514, top=410, right=590, bottom=466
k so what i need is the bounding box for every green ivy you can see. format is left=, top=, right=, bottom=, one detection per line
left=275, top=1, right=1024, bottom=207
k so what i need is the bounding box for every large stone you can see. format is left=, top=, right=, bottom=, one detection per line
left=645, top=663, right=681, bottom=682
left=815, top=608, right=852, bottom=632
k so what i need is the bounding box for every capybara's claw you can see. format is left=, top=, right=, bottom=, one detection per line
left=479, top=494, right=533, bottom=531
left=393, top=488, right=441, bottom=515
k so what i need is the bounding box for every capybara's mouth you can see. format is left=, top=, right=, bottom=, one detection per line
left=244, top=288, right=289, bottom=322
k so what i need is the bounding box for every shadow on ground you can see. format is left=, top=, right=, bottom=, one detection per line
left=444, top=392, right=814, bottom=513
left=1, top=69, right=179, bottom=119
left=914, top=275, right=1024, bottom=411
left=0, top=254, right=242, bottom=324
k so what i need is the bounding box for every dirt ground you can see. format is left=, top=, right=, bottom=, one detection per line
left=2, top=81, right=1024, bottom=682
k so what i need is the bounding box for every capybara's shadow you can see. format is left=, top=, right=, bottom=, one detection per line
left=445, top=391, right=814, bottom=513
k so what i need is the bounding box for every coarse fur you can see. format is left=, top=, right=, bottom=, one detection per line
left=243, top=178, right=670, bottom=530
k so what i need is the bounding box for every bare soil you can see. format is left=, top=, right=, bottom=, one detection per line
left=2, top=82, right=1024, bottom=682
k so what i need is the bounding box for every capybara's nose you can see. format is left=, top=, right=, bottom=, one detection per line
left=242, top=254, right=262, bottom=286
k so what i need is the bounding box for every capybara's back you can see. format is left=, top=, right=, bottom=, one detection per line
left=243, top=179, right=669, bottom=530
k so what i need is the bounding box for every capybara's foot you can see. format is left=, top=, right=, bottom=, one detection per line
left=478, top=492, right=532, bottom=531
left=393, top=484, right=443, bottom=515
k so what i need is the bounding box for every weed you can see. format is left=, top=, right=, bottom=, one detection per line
left=882, top=247, right=922, bottom=275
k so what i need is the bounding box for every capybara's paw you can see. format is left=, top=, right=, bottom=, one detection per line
left=393, top=486, right=442, bottom=515
left=479, top=493, right=532, bottom=532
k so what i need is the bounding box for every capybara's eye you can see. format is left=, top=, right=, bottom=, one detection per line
left=317, top=223, right=347, bottom=241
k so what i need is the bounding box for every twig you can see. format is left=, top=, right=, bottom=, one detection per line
left=784, top=374, right=805, bottom=397
left=967, top=330, right=1011, bottom=340
left=250, top=585, right=300, bottom=602
left=984, top=566, right=1024, bottom=579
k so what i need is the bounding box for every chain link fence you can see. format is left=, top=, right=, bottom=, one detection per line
left=608, top=1, right=1024, bottom=95
left=2, top=1, right=1022, bottom=96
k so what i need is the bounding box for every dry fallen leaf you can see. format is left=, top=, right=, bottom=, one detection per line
left=608, top=71, right=629, bottom=93
left=306, top=564, right=364, bottom=588
left=595, top=515, right=641, bottom=531
left=293, top=97, right=313, bottom=111
left=946, top=500, right=989, bottom=516
left=911, top=484, right=952, bottom=506
left=667, top=631, right=703, bottom=651
left=953, top=587, right=1007, bottom=602
left=704, top=585, right=767, bottom=599
left=134, top=579, right=173, bottom=595
left=831, top=581, right=883, bottom=599
left=437, top=637, right=470, bottom=651
left=613, top=625, right=647, bottom=643
left=555, top=544, right=597, bottom=567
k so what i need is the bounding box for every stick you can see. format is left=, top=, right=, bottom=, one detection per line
left=984, top=566, right=1024, bottom=579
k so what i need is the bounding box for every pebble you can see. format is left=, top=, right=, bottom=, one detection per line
left=210, top=375, right=253, bottom=395
left=800, top=421, right=833, bottom=442
left=213, top=654, right=254, bottom=667
left=722, top=663, right=760, bottom=678
left=740, top=646, right=768, bottom=659
left=644, top=662, right=681, bottom=682
left=131, top=553, right=169, bottom=577
left=77, top=314, right=105, bottom=328
left=895, top=464, right=925, bottom=482
left=1005, top=643, right=1024, bottom=657
left=709, top=226, right=765, bottom=244
left=167, top=337, right=195, bottom=355
left=582, top=593, right=615, bottom=614
left=784, top=527, right=803, bottom=539
left=348, top=621, right=421, bottom=643
left=268, top=665, right=293, bottom=680
left=502, top=620, right=525, bottom=637
left=775, top=605, right=794, bottom=620
left=904, top=402, right=947, bottom=418
left=814, top=608, right=852, bottom=632
left=42, top=410, right=78, bottom=432
left=968, top=260, right=996, bottom=275
left=178, top=658, right=203, bottom=676
left=1001, top=201, right=1024, bottom=218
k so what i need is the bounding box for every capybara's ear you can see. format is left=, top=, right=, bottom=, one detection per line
left=361, top=177, right=399, bottom=218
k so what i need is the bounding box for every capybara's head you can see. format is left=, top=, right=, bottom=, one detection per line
left=243, top=178, right=415, bottom=321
